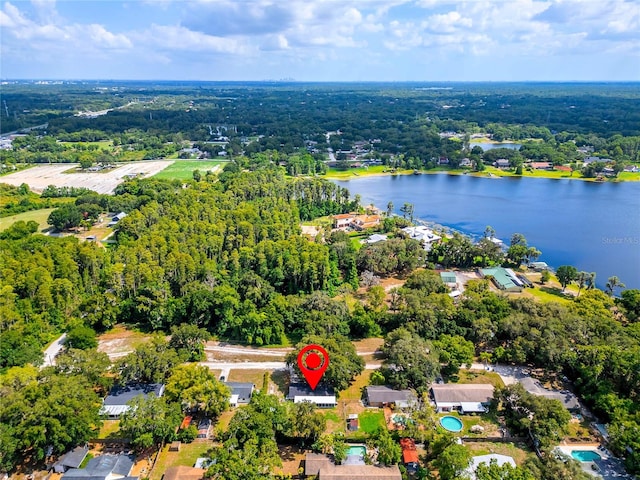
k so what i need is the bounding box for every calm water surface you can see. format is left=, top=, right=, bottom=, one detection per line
left=336, top=174, right=640, bottom=289
left=469, top=141, right=522, bottom=151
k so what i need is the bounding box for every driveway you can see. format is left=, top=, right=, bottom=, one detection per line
left=42, top=333, right=66, bottom=367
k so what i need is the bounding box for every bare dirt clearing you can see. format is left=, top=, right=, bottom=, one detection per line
left=1, top=161, right=173, bottom=194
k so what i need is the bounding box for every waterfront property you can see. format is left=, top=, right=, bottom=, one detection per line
left=479, top=267, right=523, bottom=292
left=431, top=383, right=494, bottom=413
left=401, top=226, right=441, bottom=251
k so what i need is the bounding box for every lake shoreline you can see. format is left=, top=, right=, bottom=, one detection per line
left=324, top=167, right=640, bottom=182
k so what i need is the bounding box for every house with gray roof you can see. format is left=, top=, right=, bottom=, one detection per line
left=61, top=454, right=136, bottom=480
left=364, top=386, right=416, bottom=408
left=430, top=383, right=494, bottom=413
left=52, top=445, right=89, bottom=473
left=288, top=383, right=336, bottom=408
left=100, top=383, right=164, bottom=419
left=225, top=382, right=254, bottom=406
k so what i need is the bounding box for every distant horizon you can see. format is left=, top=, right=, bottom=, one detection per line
left=3, top=79, right=640, bottom=84
left=1, top=1, right=638, bottom=82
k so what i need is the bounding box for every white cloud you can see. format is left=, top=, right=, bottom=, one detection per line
left=139, top=24, right=249, bottom=54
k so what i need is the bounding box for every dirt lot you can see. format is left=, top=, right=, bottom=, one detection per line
left=1, top=161, right=173, bottom=194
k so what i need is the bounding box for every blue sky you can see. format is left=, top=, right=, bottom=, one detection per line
left=1, top=0, right=639, bottom=81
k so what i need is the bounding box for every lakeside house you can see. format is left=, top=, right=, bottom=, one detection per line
left=364, top=233, right=388, bottom=244
left=287, top=383, right=337, bottom=408
left=430, top=384, right=494, bottom=414
left=480, top=267, right=523, bottom=292
left=401, top=226, right=441, bottom=251
left=100, top=383, right=165, bottom=419
left=332, top=213, right=381, bottom=231
left=519, top=377, right=581, bottom=411
left=304, top=453, right=402, bottom=480
left=494, top=159, right=510, bottom=168
left=364, top=386, right=417, bottom=408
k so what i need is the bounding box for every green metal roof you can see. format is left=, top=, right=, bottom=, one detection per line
left=480, top=267, right=519, bottom=290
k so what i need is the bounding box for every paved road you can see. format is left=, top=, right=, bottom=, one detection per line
left=42, top=333, right=66, bottom=367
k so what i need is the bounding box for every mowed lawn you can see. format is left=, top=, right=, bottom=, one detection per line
left=153, top=160, right=223, bottom=180
left=0, top=208, right=55, bottom=232
left=150, top=442, right=212, bottom=480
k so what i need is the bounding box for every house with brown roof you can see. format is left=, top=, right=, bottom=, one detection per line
left=304, top=454, right=401, bottom=480
left=430, top=384, right=494, bottom=414
left=163, top=466, right=205, bottom=480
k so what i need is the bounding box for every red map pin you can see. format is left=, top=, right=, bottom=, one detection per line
left=297, top=344, right=330, bottom=390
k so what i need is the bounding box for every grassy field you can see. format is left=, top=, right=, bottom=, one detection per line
left=153, top=160, right=223, bottom=180
left=0, top=208, right=55, bottom=232
left=97, top=420, right=121, bottom=439
left=150, top=442, right=212, bottom=480
left=358, top=410, right=385, bottom=433
left=452, top=370, right=505, bottom=389
left=339, top=371, right=372, bottom=401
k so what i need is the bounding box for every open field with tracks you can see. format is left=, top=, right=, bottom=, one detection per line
left=0, top=161, right=173, bottom=194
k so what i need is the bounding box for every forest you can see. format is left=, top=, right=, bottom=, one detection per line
left=0, top=163, right=639, bottom=476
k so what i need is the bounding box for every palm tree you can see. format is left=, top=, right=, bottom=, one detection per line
left=576, top=271, right=590, bottom=297
left=605, top=276, right=625, bottom=296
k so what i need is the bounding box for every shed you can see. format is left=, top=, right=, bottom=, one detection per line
left=440, top=271, right=457, bottom=287
left=169, top=441, right=181, bottom=452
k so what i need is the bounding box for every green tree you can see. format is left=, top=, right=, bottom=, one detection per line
left=368, top=428, right=401, bottom=466
left=47, top=204, right=83, bottom=231
left=380, top=328, right=440, bottom=393
left=169, top=324, right=211, bottom=361
left=165, top=364, right=230, bottom=416
left=434, top=334, right=475, bottom=376
left=65, top=325, right=98, bottom=350
left=285, top=401, right=326, bottom=445
left=116, top=335, right=179, bottom=384
left=286, top=335, right=364, bottom=392
left=556, top=265, right=578, bottom=292
left=433, top=443, right=471, bottom=480
left=605, top=276, right=625, bottom=296
left=619, top=289, right=640, bottom=321
left=120, top=394, right=181, bottom=450
left=540, top=269, right=551, bottom=284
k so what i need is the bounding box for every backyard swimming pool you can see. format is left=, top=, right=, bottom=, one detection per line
left=343, top=445, right=366, bottom=465
left=347, top=446, right=367, bottom=457
left=440, top=416, right=463, bottom=432
left=571, top=450, right=602, bottom=462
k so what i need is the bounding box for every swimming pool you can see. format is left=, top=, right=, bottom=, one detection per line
left=571, top=450, right=601, bottom=462
left=440, top=416, right=463, bottom=432
left=347, top=445, right=366, bottom=457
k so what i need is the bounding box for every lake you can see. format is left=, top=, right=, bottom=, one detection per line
left=469, top=141, right=522, bottom=151
left=335, top=174, right=640, bottom=290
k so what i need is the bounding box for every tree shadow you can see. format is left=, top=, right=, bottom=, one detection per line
left=271, top=369, right=289, bottom=396
left=540, top=287, right=572, bottom=299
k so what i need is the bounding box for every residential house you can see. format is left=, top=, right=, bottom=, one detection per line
left=364, top=386, right=416, bottom=408
left=352, top=214, right=381, bottom=231
left=287, top=383, right=337, bottom=408
left=225, top=382, right=254, bottom=406
left=399, top=438, right=419, bottom=472
left=438, top=157, right=449, bottom=165
left=333, top=213, right=355, bottom=230
left=494, top=159, right=510, bottom=168
left=163, top=466, right=205, bottom=480
left=52, top=445, right=89, bottom=473
left=480, top=267, right=523, bottom=292
left=401, top=226, right=441, bottom=251
left=460, top=158, right=472, bottom=167
left=530, top=162, right=552, bottom=170
left=519, top=377, right=580, bottom=411
left=61, top=454, right=136, bottom=480
left=465, top=455, right=515, bottom=480
left=430, top=383, right=494, bottom=414
left=364, top=233, right=388, bottom=244
left=555, top=165, right=572, bottom=172
left=304, top=453, right=402, bottom=480
left=100, top=383, right=165, bottom=419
